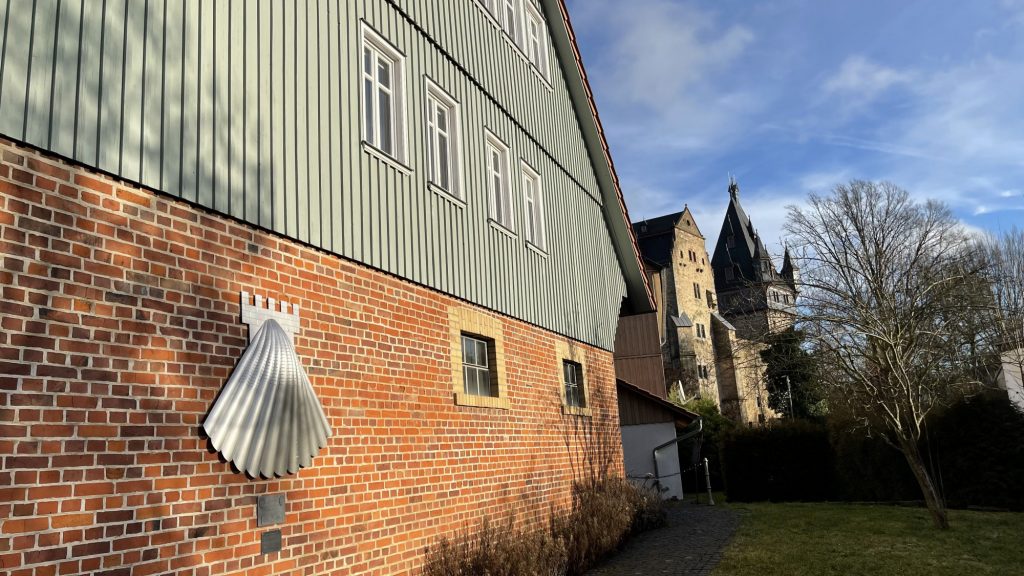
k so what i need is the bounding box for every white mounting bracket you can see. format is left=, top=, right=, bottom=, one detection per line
left=240, top=291, right=301, bottom=343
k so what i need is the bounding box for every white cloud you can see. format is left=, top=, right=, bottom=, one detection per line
left=822, top=55, right=912, bottom=109
left=570, top=0, right=758, bottom=152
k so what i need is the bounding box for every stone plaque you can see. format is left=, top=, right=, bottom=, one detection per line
left=261, top=529, right=282, bottom=555
left=257, top=494, right=286, bottom=527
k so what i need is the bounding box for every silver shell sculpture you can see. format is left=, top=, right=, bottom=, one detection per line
left=203, top=319, right=332, bottom=478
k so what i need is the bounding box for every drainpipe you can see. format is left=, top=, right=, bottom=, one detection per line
left=652, top=418, right=703, bottom=492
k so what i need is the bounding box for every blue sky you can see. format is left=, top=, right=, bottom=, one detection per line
left=566, top=0, right=1024, bottom=256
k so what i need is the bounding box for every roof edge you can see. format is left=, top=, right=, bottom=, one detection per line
left=545, top=0, right=655, bottom=314
left=616, top=379, right=700, bottom=422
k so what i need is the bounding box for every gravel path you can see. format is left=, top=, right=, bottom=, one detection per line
left=587, top=501, right=741, bottom=576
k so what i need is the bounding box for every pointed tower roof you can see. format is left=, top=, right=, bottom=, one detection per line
left=781, top=246, right=797, bottom=274
left=712, top=178, right=779, bottom=291
left=780, top=245, right=800, bottom=290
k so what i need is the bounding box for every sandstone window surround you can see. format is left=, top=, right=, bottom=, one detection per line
left=449, top=306, right=510, bottom=409
left=556, top=340, right=592, bottom=417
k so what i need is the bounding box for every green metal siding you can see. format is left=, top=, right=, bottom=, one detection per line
left=0, top=0, right=626, bottom=349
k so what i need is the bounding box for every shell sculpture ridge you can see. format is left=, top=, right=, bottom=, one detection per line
left=203, top=318, right=332, bottom=478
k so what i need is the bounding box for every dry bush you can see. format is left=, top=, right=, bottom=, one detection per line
left=424, top=517, right=567, bottom=576
left=424, top=478, right=666, bottom=576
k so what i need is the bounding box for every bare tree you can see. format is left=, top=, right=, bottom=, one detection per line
left=982, top=228, right=1024, bottom=409
left=785, top=181, right=989, bottom=529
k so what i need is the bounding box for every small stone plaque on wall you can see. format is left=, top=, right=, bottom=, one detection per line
left=257, top=494, right=286, bottom=527
left=261, top=529, right=282, bottom=555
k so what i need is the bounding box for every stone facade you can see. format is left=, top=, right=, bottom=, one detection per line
left=633, top=208, right=719, bottom=404
left=0, top=140, right=624, bottom=576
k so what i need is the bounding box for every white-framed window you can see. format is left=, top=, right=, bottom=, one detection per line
left=424, top=80, right=461, bottom=198
left=485, top=131, right=514, bottom=231
left=361, top=25, right=406, bottom=162
left=522, top=2, right=549, bottom=78
left=501, top=0, right=520, bottom=44
left=481, top=0, right=500, bottom=16
left=521, top=162, right=545, bottom=249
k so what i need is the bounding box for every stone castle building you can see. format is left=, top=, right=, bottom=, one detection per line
left=633, top=207, right=720, bottom=404
left=710, top=178, right=799, bottom=422
left=626, top=179, right=800, bottom=425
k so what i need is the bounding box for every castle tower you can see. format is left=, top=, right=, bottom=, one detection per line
left=632, top=207, right=720, bottom=404
left=711, top=178, right=798, bottom=341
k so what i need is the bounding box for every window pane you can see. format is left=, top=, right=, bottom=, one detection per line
left=438, top=134, right=449, bottom=190
left=436, top=105, right=447, bottom=132
left=462, top=336, right=475, bottom=365
left=377, top=57, right=391, bottom=88
left=493, top=173, right=503, bottom=222
left=427, top=126, right=436, bottom=181
left=378, top=91, right=393, bottom=154
left=364, top=78, right=374, bottom=144
left=477, top=340, right=488, bottom=368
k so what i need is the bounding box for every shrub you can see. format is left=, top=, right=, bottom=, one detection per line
left=423, top=517, right=566, bottom=576
left=927, top=393, right=1024, bottom=511
left=555, top=478, right=666, bottom=575
left=829, top=422, right=918, bottom=503
left=721, top=395, right=1024, bottom=509
left=423, top=478, right=665, bottom=576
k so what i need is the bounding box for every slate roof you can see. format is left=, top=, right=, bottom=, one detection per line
left=632, top=212, right=683, bottom=268
left=711, top=179, right=780, bottom=292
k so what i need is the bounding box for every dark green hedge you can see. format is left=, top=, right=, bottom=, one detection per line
left=722, top=420, right=834, bottom=502
left=927, top=394, right=1024, bottom=511
left=721, top=394, right=1024, bottom=510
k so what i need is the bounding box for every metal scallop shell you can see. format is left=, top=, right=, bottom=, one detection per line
left=203, top=319, right=332, bottom=478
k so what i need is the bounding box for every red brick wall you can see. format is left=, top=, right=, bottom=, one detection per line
left=0, top=139, right=624, bottom=576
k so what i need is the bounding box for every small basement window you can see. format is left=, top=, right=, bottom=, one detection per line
left=461, top=334, right=496, bottom=397
left=563, top=360, right=585, bottom=408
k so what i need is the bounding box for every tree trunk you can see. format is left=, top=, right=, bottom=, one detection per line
left=898, top=437, right=949, bottom=529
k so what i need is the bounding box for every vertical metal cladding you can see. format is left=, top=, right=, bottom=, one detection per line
left=0, top=0, right=627, bottom=350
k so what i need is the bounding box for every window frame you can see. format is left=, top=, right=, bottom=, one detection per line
left=423, top=78, right=463, bottom=199
left=556, top=340, right=592, bottom=417
left=563, top=360, right=585, bottom=408
left=461, top=333, right=495, bottom=397
left=520, top=161, right=546, bottom=251
left=501, top=0, right=521, bottom=45
left=522, top=1, right=549, bottom=78
left=485, top=130, right=515, bottom=232
left=360, top=24, right=407, bottom=165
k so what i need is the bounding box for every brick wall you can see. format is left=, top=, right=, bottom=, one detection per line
left=0, top=139, right=624, bottom=576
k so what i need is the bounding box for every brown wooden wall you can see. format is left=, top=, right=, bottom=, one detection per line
left=613, top=312, right=667, bottom=397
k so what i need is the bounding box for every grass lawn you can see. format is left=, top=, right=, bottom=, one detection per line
left=712, top=502, right=1024, bottom=576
